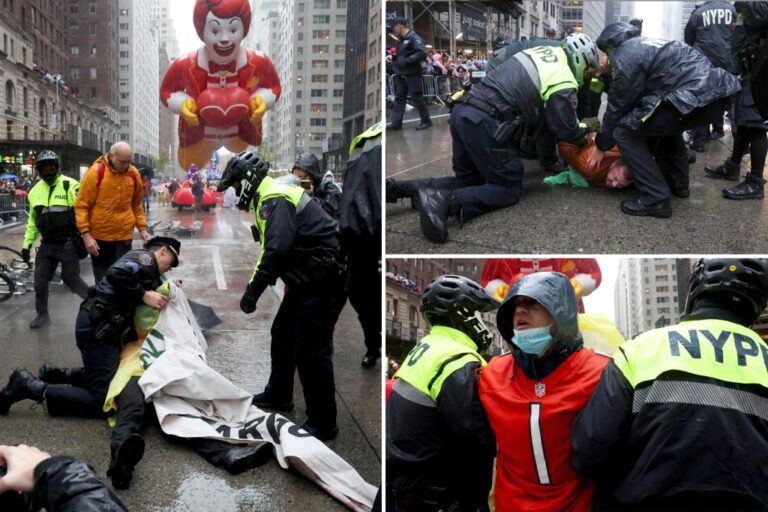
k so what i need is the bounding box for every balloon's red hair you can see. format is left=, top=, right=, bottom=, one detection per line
left=193, top=0, right=252, bottom=39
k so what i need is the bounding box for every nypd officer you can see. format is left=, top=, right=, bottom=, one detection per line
left=21, top=150, right=89, bottom=329
left=572, top=258, right=768, bottom=509
left=386, top=17, right=432, bottom=131
left=685, top=1, right=738, bottom=151
left=387, top=33, right=601, bottom=243
left=218, top=151, right=346, bottom=442
left=0, top=237, right=180, bottom=486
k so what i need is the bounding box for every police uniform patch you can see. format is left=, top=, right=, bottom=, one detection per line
left=139, top=252, right=153, bottom=266
left=259, top=201, right=274, bottom=220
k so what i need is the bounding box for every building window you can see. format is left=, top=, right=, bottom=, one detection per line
left=311, top=74, right=328, bottom=83
left=120, top=92, right=129, bottom=99
left=332, top=103, right=343, bottom=112
left=312, top=60, right=328, bottom=69
left=120, top=51, right=129, bottom=58
left=89, top=67, right=97, bottom=79
left=70, top=67, right=79, bottom=79
left=337, top=0, right=347, bottom=6
left=333, top=89, right=343, bottom=97
left=295, top=105, right=302, bottom=113
left=335, top=30, right=345, bottom=39
left=314, top=0, right=330, bottom=7
left=119, top=23, right=128, bottom=30
left=310, top=89, right=327, bottom=97
left=91, top=87, right=97, bottom=98
left=69, top=4, right=78, bottom=14
left=296, top=90, right=302, bottom=99
left=120, top=64, right=129, bottom=72
left=335, top=44, right=345, bottom=54
left=310, top=118, right=326, bottom=126
left=298, top=2, right=305, bottom=11
left=311, top=103, right=327, bottom=112
left=119, top=37, right=128, bottom=44
left=336, top=15, right=346, bottom=24
left=120, top=8, right=128, bottom=16
left=298, top=32, right=304, bottom=41
left=312, top=15, right=330, bottom=24
left=313, top=30, right=330, bottom=39
left=89, top=23, right=97, bottom=36
left=309, top=132, right=326, bottom=141
left=297, top=61, right=303, bottom=70
left=70, top=46, right=79, bottom=56
left=334, top=74, right=344, bottom=83
left=312, top=45, right=329, bottom=54
left=334, top=59, right=344, bottom=69
left=90, top=46, right=97, bottom=56
left=89, top=3, right=96, bottom=14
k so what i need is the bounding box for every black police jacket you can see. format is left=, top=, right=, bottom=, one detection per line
left=386, top=361, right=496, bottom=511
left=249, top=195, right=341, bottom=299
left=595, top=27, right=741, bottom=150
left=91, top=249, right=163, bottom=315
left=339, top=132, right=381, bottom=254
left=485, top=38, right=560, bottom=74
left=30, top=456, right=127, bottom=511
left=393, top=30, right=428, bottom=76
left=684, top=1, right=738, bottom=73
left=471, top=54, right=589, bottom=146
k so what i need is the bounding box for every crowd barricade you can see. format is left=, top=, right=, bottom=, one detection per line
left=435, top=76, right=462, bottom=98
left=386, top=75, right=395, bottom=104
left=0, top=193, right=29, bottom=224
left=421, top=75, right=444, bottom=105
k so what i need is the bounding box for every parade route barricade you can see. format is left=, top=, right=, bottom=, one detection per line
left=0, top=193, right=29, bottom=226
left=422, top=75, right=444, bottom=105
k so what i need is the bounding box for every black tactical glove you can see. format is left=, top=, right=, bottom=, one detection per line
left=21, top=247, right=30, bottom=264
left=581, top=117, right=600, bottom=133
left=240, top=282, right=260, bottom=314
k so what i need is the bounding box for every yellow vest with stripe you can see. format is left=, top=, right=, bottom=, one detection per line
left=249, top=176, right=306, bottom=281
left=521, top=46, right=579, bottom=104
left=349, top=121, right=383, bottom=155
left=396, top=326, right=487, bottom=402
left=614, top=318, right=768, bottom=389
left=23, top=175, right=80, bottom=249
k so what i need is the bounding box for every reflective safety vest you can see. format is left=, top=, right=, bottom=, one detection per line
left=518, top=46, right=579, bottom=104
left=349, top=121, right=383, bottom=155
left=396, top=325, right=486, bottom=402
left=24, top=175, right=80, bottom=249
left=248, top=176, right=311, bottom=280
left=615, top=318, right=768, bottom=389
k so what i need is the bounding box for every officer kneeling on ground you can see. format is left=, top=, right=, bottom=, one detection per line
left=219, top=151, right=346, bottom=442
left=387, top=275, right=498, bottom=511
left=387, top=33, right=601, bottom=243
left=21, top=150, right=90, bottom=329
left=0, top=237, right=181, bottom=486
left=572, top=258, right=768, bottom=509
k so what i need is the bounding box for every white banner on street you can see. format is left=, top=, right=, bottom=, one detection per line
left=137, top=282, right=377, bottom=511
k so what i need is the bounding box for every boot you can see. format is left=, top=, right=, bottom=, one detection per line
left=107, top=433, right=145, bottom=490
left=221, top=444, right=273, bottom=475
left=417, top=188, right=460, bottom=244
left=38, top=364, right=80, bottom=385
left=415, top=121, right=432, bottom=130
left=386, top=178, right=420, bottom=209
left=687, top=147, right=697, bottom=164
left=620, top=197, right=673, bottom=218
left=0, top=368, right=47, bottom=415
left=251, top=392, right=294, bottom=412
left=723, top=174, right=766, bottom=200
left=361, top=349, right=381, bottom=369
left=29, top=314, right=50, bottom=329
left=704, top=160, right=741, bottom=181
left=301, top=421, right=339, bottom=442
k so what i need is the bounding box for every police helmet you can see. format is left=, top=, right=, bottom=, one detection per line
left=420, top=275, right=500, bottom=350
left=218, top=151, right=269, bottom=211
left=35, top=150, right=59, bottom=170
left=685, top=258, right=768, bottom=322
left=562, top=32, right=600, bottom=85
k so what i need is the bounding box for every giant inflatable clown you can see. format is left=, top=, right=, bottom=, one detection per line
left=160, top=0, right=281, bottom=171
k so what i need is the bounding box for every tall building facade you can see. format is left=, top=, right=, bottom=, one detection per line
left=520, top=0, right=561, bottom=39
left=560, top=0, right=605, bottom=40
left=149, top=0, right=180, bottom=60
left=150, top=0, right=180, bottom=175
left=7, top=0, right=68, bottom=76
left=605, top=0, right=634, bottom=25
left=679, top=1, right=698, bottom=41
left=272, top=0, right=347, bottom=168
left=342, top=0, right=381, bottom=154
left=615, top=258, right=690, bottom=340
left=118, top=0, right=159, bottom=166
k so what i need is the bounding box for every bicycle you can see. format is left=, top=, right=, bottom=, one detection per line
left=0, top=246, right=63, bottom=302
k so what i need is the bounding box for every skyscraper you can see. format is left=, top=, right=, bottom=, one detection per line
left=559, top=0, right=605, bottom=40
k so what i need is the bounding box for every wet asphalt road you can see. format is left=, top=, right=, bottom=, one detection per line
left=0, top=202, right=381, bottom=511
left=386, top=104, right=768, bottom=254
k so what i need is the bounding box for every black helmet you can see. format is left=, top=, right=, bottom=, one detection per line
left=219, top=151, right=269, bottom=211
left=420, top=274, right=500, bottom=350
left=685, top=258, right=768, bottom=323
left=35, top=150, right=60, bottom=183
left=292, top=153, right=322, bottom=186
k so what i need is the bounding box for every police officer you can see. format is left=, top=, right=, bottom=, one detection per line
left=340, top=123, right=382, bottom=368
left=387, top=275, right=498, bottom=511
left=387, top=33, right=600, bottom=243
left=591, top=23, right=741, bottom=218
left=572, top=258, right=768, bottom=510
left=292, top=153, right=342, bottom=218
left=218, top=151, right=345, bottom=442
left=386, top=17, right=432, bottom=131
left=0, top=237, right=181, bottom=487
left=21, top=150, right=89, bottom=329
left=685, top=1, right=738, bottom=151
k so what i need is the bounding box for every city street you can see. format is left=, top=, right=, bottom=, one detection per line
left=386, top=105, right=768, bottom=254
left=0, top=203, right=381, bottom=511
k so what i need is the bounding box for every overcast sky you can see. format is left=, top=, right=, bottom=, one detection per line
left=583, top=257, right=621, bottom=322
left=169, top=0, right=200, bottom=56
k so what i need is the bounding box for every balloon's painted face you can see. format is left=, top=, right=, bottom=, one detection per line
left=203, top=12, right=245, bottom=60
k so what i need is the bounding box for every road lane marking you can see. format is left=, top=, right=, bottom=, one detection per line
left=387, top=154, right=452, bottom=177
left=212, top=246, right=227, bottom=290
left=403, top=113, right=449, bottom=123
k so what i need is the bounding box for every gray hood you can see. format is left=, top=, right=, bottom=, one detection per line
left=497, top=271, right=581, bottom=345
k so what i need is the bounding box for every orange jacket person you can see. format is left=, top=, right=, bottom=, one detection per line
left=558, top=134, right=631, bottom=188
left=75, top=141, right=149, bottom=283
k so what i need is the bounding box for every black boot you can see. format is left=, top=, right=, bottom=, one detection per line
left=251, top=392, right=294, bottom=412
left=723, top=174, right=766, bottom=200
left=107, top=433, right=145, bottom=490
left=361, top=349, right=381, bottom=369
left=417, top=188, right=460, bottom=244
left=704, top=160, right=741, bottom=181
left=221, top=444, right=273, bottom=475
left=415, top=121, right=432, bottom=130
left=620, top=197, right=672, bottom=218
left=687, top=147, right=697, bottom=164
left=386, top=178, right=420, bottom=209
left=0, top=368, right=47, bottom=415
left=38, top=364, right=79, bottom=384
left=29, top=314, right=50, bottom=329
left=301, top=421, right=339, bottom=442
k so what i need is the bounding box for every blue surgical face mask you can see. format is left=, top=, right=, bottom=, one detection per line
left=512, top=324, right=553, bottom=356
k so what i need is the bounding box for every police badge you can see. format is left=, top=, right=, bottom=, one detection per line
left=534, top=382, right=546, bottom=398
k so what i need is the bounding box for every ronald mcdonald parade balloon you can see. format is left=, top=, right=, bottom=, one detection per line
left=160, top=0, right=281, bottom=171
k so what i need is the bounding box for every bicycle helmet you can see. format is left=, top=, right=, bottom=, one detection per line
left=218, top=151, right=270, bottom=211
left=562, top=32, right=600, bottom=85
left=421, top=274, right=500, bottom=351
left=35, top=150, right=60, bottom=183
left=685, top=258, right=768, bottom=323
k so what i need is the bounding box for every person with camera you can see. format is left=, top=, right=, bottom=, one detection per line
left=21, top=150, right=90, bottom=329
left=0, top=237, right=181, bottom=487
left=291, top=153, right=342, bottom=219
left=218, top=151, right=346, bottom=442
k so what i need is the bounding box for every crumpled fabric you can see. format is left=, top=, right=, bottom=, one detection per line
left=543, top=166, right=590, bottom=188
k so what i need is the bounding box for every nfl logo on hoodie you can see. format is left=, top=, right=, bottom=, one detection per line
left=535, top=382, right=546, bottom=398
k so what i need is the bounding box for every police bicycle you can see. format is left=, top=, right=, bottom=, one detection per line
left=0, top=246, right=62, bottom=302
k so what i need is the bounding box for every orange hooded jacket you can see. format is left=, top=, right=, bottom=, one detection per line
left=558, top=135, right=622, bottom=187
left=75, top=156, right=147, bottom=241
